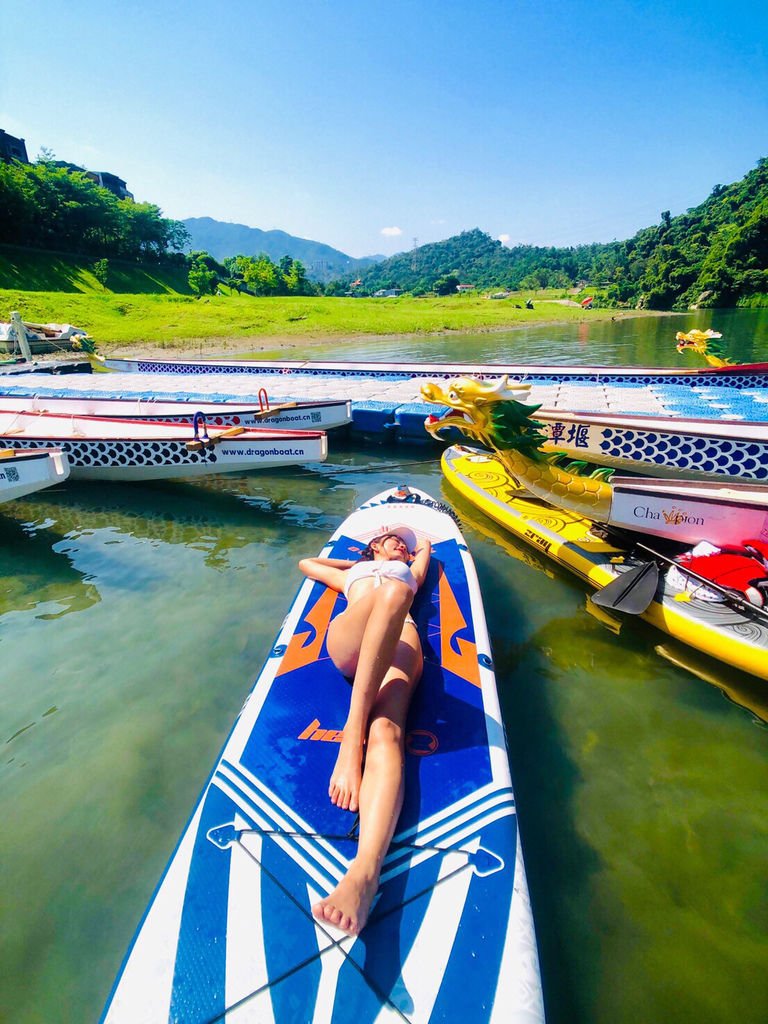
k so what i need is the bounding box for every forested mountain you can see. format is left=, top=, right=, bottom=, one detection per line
left=355, top=229, right=619, bottom=296
left=2, top=146, right=764, bottom=308
left=613, top=158, right=768, bottom=308
left=182, top=217, right=380, bottom=283
left=354, top=159, right=768, bottom=308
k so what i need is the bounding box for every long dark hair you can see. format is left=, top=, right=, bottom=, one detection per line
left=359, top=532, right=400, bottom=561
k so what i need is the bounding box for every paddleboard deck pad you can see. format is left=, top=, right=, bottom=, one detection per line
left=101, top=486, right=545, bottom=1023
left=441, top=445, right=768, bottom=682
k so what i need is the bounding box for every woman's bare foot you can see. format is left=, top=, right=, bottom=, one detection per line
left=329, top=734, right=363, bottom=811
left=312, top=861, right=379, bottom=936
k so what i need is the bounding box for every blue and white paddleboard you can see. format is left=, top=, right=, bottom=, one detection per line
left=101, top=486, right=545, bottom=1024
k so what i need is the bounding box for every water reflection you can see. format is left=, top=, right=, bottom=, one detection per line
left=284, top=309, right=768, bottom=367
left=5, top=473, right=333, bottom=572
left=0, top=511, right=100, bottom=618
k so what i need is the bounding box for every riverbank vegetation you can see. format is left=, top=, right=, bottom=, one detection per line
left=0, top=157, right=189, bottom=261
left=1, top=152, right=764, bottom=325
left=0, top=286, right=629, bottom=350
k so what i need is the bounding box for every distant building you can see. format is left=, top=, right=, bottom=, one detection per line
left=0, top=129, right=29, bottom=164
left=52, top=160, right=87, bottom=174
left=373, top=288, right=402, bottom=297
left=52, top=160, right=134, bottom=200
left=88, top=171, right=134, bottom=200
left=456, top=283, right=474, bottom=292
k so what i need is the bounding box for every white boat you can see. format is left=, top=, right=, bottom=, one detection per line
left=0, top=411, right=327, bottom=481
left=0, top=311, right=90, bottom=357
left=0, top=393, right=352, bottom=432
left=0, top=447, right=70, bottom=503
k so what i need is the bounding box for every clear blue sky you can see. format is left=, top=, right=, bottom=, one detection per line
left=3, top=0, right=767, bottom=258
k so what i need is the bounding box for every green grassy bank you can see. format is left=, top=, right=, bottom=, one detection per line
left=0, top=246, right=637, bottom=351
left=3, top=285, right=640, bottom=351
left=0, top=290, right=623, bottom=349
left=0, top=246, right=192, bottom=295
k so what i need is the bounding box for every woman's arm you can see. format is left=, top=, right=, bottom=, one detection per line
left=409, top=539, right=432, bottom=589
left=298, top=556, right=354, bottom=593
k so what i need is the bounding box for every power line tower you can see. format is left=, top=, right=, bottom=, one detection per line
left=411, top=237, right=419, bottom=271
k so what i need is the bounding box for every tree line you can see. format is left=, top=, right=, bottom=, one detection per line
left=0, top=156, right=320, bottom=297
left=348, top=159, right=768, bottom=308
left=3, top=151, right=765, bottom=308
left=0, top=156, right=189, bottom=261
left=186, top=252, right=318, bottom=297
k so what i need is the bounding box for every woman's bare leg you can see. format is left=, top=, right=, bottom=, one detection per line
left=326, top=582, right=414, bottom=812
left=312, top=640, right=421, bottom=936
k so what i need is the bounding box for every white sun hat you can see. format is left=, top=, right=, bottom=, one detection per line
left=364, top=524, right=419, bottom=554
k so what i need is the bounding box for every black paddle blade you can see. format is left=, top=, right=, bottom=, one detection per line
left=592, top=561, right=660, bottom=614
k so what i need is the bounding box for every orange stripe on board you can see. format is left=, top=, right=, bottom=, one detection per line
left=438, top=565, right=481, bottom=687
left=277, top=587, right=338, bottom=676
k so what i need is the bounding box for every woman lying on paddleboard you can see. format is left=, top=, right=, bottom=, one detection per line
left=299, top=527, right=432, bottom=937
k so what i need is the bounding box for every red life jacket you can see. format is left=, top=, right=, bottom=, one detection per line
left=678, top=538, right=768, bottom=606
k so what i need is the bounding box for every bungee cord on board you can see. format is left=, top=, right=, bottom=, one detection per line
left=201, top=821, right=487, bottom=1024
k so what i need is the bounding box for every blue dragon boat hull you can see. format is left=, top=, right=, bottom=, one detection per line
left=99, top=355, right=768, bottom=389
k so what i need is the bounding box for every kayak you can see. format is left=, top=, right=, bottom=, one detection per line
left=440, top=445, right=768, bottom=682
left=101, top=484, right=545, bottom=1023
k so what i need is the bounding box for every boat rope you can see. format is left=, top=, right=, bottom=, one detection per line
left=231, top=821, right=498, bottom=857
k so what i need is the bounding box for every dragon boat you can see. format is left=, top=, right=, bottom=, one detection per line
left=451, top=491, right=768, bottom=722
left=421, top=377, right=768, bottom=680
left=420, top=376, right=768, bottom=546
left=83, top=339, right=768, bottom=389
left=438, top=445, right=768, bottom=681
left=0, top=410, right=327, bottom=481
left=0, top=393, right=352, bottom=432
left=675, top=328, right=768, bottom=371
left=531, top=408, right=768, bottom=485
left=464, top=331, right=768, bottom=482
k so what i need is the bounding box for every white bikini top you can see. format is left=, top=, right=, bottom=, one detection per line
left=343, top=559, right=419, bottom=598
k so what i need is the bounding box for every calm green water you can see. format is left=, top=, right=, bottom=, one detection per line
left=275, top=307, right=768, bottom=365
left=3, top=312, right=768, bottom=1024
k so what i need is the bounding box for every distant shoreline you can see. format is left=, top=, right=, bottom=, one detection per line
left=104, top=308, right=676, bottom=361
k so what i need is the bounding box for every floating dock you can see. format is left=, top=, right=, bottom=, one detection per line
left=1, top=358, right=768, bottom=443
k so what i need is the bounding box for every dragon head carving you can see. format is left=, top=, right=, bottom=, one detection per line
left=421, top=374, right=550, bottom=458
left=675, top=329, right=731, bottom=367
